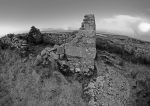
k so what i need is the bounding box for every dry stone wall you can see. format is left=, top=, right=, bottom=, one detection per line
left=0, top=35, right=29, bottom=56
left=43, top=31, right=77, bottom=45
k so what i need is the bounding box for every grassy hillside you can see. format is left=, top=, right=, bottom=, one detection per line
left=96, top=34, right=150, bottom=65
left=0, top=32, right=150, bottom=106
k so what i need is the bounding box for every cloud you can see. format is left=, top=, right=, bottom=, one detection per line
left=97, top=15, right=147, bottom=36
left=45, top=15, right=149, bottom=37
left=0, top=25, right=28, bottom=37
left=138, top=22, right=150, bottom=32
left=147, top=8, right=150, bottom=12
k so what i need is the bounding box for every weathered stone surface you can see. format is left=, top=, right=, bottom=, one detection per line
left=56, top=45, right=65, bottom=55
left=34, top=47, right=59, bottom=67
left=34, top=55, right=43, bottom=66
left=64, top=14, right=96, bottom=75
left=80, top=14, right=96, bottom=31
left=65, top=45, right=86, bottom=58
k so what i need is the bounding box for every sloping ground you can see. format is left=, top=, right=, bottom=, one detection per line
left=96, top=34, right=150, bottom=65
left=93, top=34, right=150, bottom=106
left=0, top=33, right=150, bottom=106
left=91, top=50, right=150, bottom=106
left=0, top=48, right=87, bottom=106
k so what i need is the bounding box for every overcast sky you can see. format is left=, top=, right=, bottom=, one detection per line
left=0, top=0, right=150, bottom=36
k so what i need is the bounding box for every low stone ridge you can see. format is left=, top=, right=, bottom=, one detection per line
left=0, top=35, right=29, bottom=56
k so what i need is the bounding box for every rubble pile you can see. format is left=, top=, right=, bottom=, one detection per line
left=11, top=37, right=28, bottom=51
left=0, top=35, right=29, bottom=56
left=34, top=46, right=59, bottom=66
left=84, top=65, right=130, bottom=106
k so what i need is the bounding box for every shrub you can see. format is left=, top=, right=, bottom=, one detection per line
left=27, top=26, right=43, bottom=44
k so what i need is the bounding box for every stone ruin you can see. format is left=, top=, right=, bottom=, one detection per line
left=34, top=14, right=131, bottom=106
left=64, top=14, right=96, bottom=75
left=35, top=14, right=96, bottom=76
left=80, top=14, right=96, bottom=30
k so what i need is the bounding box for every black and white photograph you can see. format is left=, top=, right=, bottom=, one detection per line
left=0, top=0, right=150, bottom=106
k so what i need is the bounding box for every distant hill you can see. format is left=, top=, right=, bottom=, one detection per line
left=41, top=28, right=75, bottom=33
left=97, top=30, right=150, bottom=42
left=136, top=33, right=150, bottom=42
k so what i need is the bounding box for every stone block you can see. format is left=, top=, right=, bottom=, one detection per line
left=56, top=45, right=65, bottom=55
left=80, top=14, right=96, bottom=31
left=65, top=45, right=87, bottom=58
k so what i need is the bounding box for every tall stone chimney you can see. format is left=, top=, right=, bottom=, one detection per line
left=65, top=14, right=96, bottom=75
left=80, top=14, right=96, bottom=31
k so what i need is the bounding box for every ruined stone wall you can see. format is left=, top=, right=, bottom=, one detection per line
left=35, top=14, right=96, bottom=76
left=80, top=14, right=96, bottom=31
left=65, top=14, right=96, bottom=75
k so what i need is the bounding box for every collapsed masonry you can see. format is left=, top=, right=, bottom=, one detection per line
left=35, top=14, right=96, bottom=76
